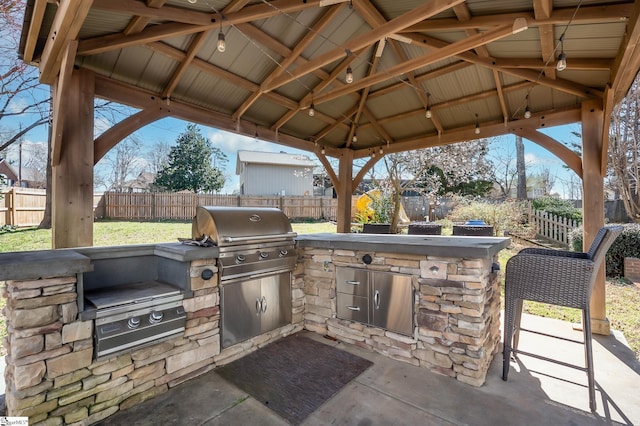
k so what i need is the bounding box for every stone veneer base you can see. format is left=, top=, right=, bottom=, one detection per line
left=297, top=247, right=502, bottom=387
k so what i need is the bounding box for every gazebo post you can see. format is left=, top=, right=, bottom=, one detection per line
left=335, top=149, right=354, bottom=233
left=581, top=99, right=609, bottom=335
left=51, top=68, right=95, bottom=249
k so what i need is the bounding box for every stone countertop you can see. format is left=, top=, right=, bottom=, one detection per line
left=295, top=233, right=510, bottom=258
left=0, top=249, right=93, bottom=281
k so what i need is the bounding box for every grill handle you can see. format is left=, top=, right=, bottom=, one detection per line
left=219, top=232, right=297, bottom=244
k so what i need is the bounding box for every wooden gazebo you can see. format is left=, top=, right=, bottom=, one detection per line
left=19, top=0, right=640, bottom=334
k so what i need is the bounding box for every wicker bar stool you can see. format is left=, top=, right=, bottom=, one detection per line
left=502, top=226, right=622, bottom=412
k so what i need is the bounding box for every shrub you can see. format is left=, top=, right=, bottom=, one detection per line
left=570, top=223, right=640, bottom=277
left=446, top=197, right=530, bottom=236
left=531, top=196, right=582, bottom=222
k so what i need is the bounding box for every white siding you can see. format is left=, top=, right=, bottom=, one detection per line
left=242, top=164, right=314, bottom=196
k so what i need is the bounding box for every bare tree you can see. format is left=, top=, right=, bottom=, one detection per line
left=145, top=140, right=171, bottom=175
left=381, top=140, right=491, bottom=233
left=516, top=135, right=527, bottom=199
left=486, top=138, right=519, bottom=198
left=98, top=135, right=144, bottom=192
left=609, top=74, right=640, bottom=222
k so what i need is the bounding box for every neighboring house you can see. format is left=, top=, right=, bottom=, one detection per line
left=0, top=159, right=45, bottom=188
left=122, top=172, right=156, bottom=193
left=236, top=150, right=316, bottom=196
left=0, top=159, right=19, bottom=187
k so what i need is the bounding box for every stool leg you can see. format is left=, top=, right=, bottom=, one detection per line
left=513, top=299, right=524, bottom=351
left=583, top=307, right=596, bottom=412
left=502, top=295, right=515, bottom=380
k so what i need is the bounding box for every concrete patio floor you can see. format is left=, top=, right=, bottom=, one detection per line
left=98, top=314, right=640, bottom=426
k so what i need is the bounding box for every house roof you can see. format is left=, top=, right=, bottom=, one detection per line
left=17, top=1, right=640, bottom=163
left=236, top=150, right=316, bottom=174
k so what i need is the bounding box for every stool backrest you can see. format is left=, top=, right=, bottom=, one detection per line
left=586, top=226, right=623, bottom=267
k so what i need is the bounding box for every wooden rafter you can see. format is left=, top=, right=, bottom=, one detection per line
left=161, top=31, right=209, bottom=100
left=124, top=0, right=167, bottom=36
left=534, top=0, right=556, bottom=80
left=21, top=0, right=47, bottom=64
left=264, top=0, right=465, bottom=92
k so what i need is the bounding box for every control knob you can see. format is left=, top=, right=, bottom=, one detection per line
left=259, top=251, right=269, bottom=259
left=235, top=254, right=246, bottom=264
left=127, top=317, right=141, bottom=329
left=279, top=249, right=288, bottom=257
left=149, top=311, right=164, bottom=324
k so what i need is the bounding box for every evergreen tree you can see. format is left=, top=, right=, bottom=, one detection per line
left=154, top=124, right=226, bottom=193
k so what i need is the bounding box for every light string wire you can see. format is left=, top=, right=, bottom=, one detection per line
left=511, top=0, right=584, bottom=120
left=196, top=0, right=583, bottom=143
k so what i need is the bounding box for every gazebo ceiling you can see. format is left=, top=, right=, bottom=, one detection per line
left=19, top=0, right=640, bottom=160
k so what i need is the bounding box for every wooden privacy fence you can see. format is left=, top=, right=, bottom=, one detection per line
left=530, top=208, right=581, bottom=246
left=0, top=187, right=46, bottom=227
left=103, top=192, right=339, bottom=221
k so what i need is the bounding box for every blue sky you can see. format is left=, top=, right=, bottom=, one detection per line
left=5, top=111, right=583, bottom=197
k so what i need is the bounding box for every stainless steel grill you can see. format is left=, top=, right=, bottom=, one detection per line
left=192, top=206, right=297, bottom=282
left=192, top=206, right=297, bottom=348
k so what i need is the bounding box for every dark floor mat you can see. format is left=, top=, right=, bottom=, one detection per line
left=215, top=334, right=373, bottom=425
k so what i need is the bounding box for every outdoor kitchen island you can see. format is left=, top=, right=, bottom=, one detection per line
left=0, top=231, right=509, bottom=424
left=295, top=233, right=510, bottom=387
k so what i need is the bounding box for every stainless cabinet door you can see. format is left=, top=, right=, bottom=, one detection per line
left=371, top=272, right=413, bottom=336
left=336, top=267, right=368, bottom=297
left=221, top=277, right=262, bottom=348
left=337, top=293, right=369, bottom=324
left=260, top=271, right=292, bottom=334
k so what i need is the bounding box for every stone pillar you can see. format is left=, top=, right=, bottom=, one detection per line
left=581, top=99, right=609, bottom=335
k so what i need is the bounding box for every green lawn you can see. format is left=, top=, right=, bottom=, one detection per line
left=1, top=220, right=637, bottom=361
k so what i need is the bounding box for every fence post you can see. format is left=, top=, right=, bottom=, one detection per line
left=8, top=188, right=15, bottom=226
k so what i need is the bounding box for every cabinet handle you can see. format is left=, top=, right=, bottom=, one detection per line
left=346, top=305, right=361, bottom=311
left=256, top=298, right=262, bottom=315
left=261, top=296, right=267, bottom=313
left=374, top=290, right=380, bottom=309
left=346, top=280, right=360, bottom=285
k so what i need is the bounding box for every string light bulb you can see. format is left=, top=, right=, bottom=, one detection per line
left=217, top=31, right=226, bottom=53
left=352, top=134, right=357, bottom=143
left=379, top=146, right=384, bottom=155
left=556, top=34, right=566, bottom=71
left=524, top=94, right=532, bottom=119
left=345, top=66, right=353, bottom=84
left=308, top=102, right=315, bottom=117
left=187, top=0, right=197, bottom=3
left=425, top=92, right=432, bottom=119
left=321, top=146, right=325, bottom=155
left=474, top=114, right=480, bottom=135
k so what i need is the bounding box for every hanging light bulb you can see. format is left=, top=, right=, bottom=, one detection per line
left=308, top=102, right=315, bottom=117
left=217, top=31, right=226, bottom=53
left=371, top=149, right=376, bottom=158
left=352, top=134, right=357, bottom=143
left=321, top=146, right=325, bottom=155
left=524, top=95, right=532, bottom=119
left=425, top=105, right=432, bottom=119
left=474, top=113, right=480, bottom=134
left=187, top=0, right=197, bottom=3
left=379, top=146, right=384, bottom=155
left=345, top=66, right=354, bottom=84
left=556, top=34, right=566, bottom=71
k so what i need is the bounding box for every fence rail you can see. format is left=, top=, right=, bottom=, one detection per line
left=530, top=208, right=581, bottom=246
left=103, top=192, right=339, bottom=221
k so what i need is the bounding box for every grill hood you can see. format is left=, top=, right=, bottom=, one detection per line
left=192, top=206, right=296, bottom=246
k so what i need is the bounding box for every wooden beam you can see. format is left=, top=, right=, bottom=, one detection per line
left=94, top=108, right=169, bottom=164
left=336, top=149, right=354, bottom=233
left=493, top=57, right=612, bottom=71
left=39, top=0, right=93, bottom=84
left=581, top=99, right=608, bottom=336
left=609, top=1, right=640, bottom=103
left=81, top=0, right=328, bottom=56
left=52, top=69, right=94, bottom=249
left=511, top=127, right=582, bottom=178
left=352, top=156, right=380, bottom=194
left=162, top=31, right=209, bottom=99
left=22, top=0, right=48, bottom=64
left=232, top=4, right=344, bottom=121
left=313, top=24, right=520, bottom=107
left=405, top=3, right=633, bottom=32
left=314, top=149, right=338, bottom=189
left=353, top=108, right=581, bottom=158
left=93, top=75, right=317, bottom=154
left=265, top=0, right=465, bottom=92
left=51, top=40, right=78, bottom=167
left=123, top=0, right=168, bottom=36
